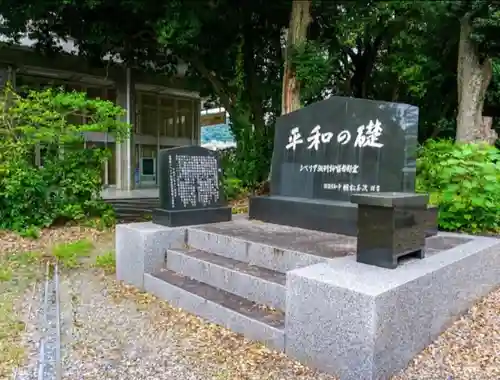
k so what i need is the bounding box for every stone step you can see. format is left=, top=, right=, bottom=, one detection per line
left=113, top=208, right=157, bottom=212
left=104, top=197, right=159, bottom=202
left=112, top=204, right=155, bottom=210
left=117, top=215, right=151, bottom=223
left=105, top=198, right=158, bottom=221
left=104, top=199, right=159, bottom=206
left=108, top=202, right=160, bottom=209
left=166, top=248, right=286, bottom=310
left=186, top=219, right=355, bottom=273
left=109, top=203, right=158, bottom=209
left=144, top=270, right=285, bottom=351
left=114, top=208, right=153, bottom=215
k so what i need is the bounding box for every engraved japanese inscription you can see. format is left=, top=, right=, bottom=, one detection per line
left=270, top=96, right=418, bottom=202
left=158, top=146, right=225, bottom=211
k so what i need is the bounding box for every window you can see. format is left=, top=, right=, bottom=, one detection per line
left=16, top=75, right=43, bottom=96
left=141, top=145, right=157, bottom=158
left=141, top=94, right=157, bottom=107
left=136, top=93, right=195, bottom=138
left=159, top=106, right=175, bottom=138
left=86, top=87, right=103, bottom=100
left=140, top=106, right=158, bottom=136
left=177, top=100, right=193, bottom=138
left=163, top=114, right=175, bottom=137
left=137, top=92, right=160, bottom=136
left=66, top=83, right=82, bottom=92
left=104, top=88, right=117, bottom=102
left=159, top=97, right=175, bottom=137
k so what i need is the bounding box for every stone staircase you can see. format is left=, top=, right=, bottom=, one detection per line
left=143, top=219, right=356, bottom=351
left=105, top=197, right=159, bottom=222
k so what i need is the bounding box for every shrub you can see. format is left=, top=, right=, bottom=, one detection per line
left=218, top=147, right=237, bottom=177
left=0, top=86, right=130, bottom=233
left=417, top=139, right=500, bottom=233
left=223, top=177, right=247, bottom=201
left=217, top=147, right=248, bottom=200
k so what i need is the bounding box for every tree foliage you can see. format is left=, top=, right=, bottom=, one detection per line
left=0, top=87, right=129, bottom=234
left=0, top=0, right=499, bottom=183
left=450, top=0, right=500, bottom=59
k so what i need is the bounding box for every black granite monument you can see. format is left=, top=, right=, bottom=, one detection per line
left=351, top=192, right=429, bottom=268
left=152, top=146, right=232, bottom=227
left=249, top=96, right=437, bottom=236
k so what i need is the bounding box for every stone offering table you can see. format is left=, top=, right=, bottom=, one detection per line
left=351, top=192, right=429, bottom=269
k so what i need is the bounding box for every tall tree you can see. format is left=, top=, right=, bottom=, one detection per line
left=282, top=0, right=312, bottom=114
left=452, top=1, right=500, bottom=144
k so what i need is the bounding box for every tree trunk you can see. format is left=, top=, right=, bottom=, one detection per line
left=456, top=16, right=497, bottom=144
left=281, top=0, right=312, bottom=115
left=266, top=0, right=312, bottom=185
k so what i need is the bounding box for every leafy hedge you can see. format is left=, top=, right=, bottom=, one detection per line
left=417, top=139, right=500, bottom=233
left=0, top=87, right=130, bottom=235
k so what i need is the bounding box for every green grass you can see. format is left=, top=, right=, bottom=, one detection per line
left=8, top=251, right=42, bottom=268
left=232, top=205, right=249, bottom=214
left=94, top=250, right=116, bottom=274
left=0, top=266, right=12, bottom=282
left=0, top=251, right=42, bottom=283
left=52, top=239, right=94, bottom=269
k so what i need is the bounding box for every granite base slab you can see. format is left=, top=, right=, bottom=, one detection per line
left=249, top=195, right=358, bottom=236
left=152, top=206, right=232, bottom=227
left=285, top=232, right=500, bottom=380
left=249, top=195, right=438, bottom=237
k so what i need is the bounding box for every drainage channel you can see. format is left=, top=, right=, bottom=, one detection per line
left=13, top=261, right=62, bottom=380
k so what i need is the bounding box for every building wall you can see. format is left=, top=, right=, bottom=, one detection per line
left=131, top=91, right=199, bottom=187
left=11, top=67, right=201, bottom=190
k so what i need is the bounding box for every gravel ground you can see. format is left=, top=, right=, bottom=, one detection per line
left=393, top=287, right=500, bottom=380
left=4, top=227, right=500, bottom=380
left=59, top=271, right=207, bottom=380
left=11, top=282, right=42, bottom=380
left=15, top=269, right=335, bottom=380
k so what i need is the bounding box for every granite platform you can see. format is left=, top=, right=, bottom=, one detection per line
left=286, top=232, right=500, bottom=379
left=116, top=217, right=500, bottom=380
